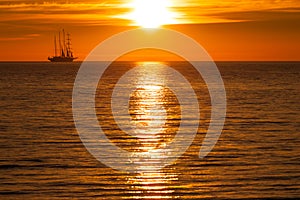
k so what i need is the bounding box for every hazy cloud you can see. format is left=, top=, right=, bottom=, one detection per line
left=0, top=33, right=40, bottom=41
left=0, top=0, right=299, bottom=26
left=0, top=2, right=129, bottom=23
left=0, top=1, right=299, bottom=38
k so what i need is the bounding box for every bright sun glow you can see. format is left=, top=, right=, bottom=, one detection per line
left=125, top=0, right=177, bottom=28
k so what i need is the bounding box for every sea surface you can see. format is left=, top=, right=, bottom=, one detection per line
left=0, top=61, right=299, bottom=199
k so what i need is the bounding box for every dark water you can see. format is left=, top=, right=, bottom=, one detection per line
left=0, top=61, right=299, bottom=199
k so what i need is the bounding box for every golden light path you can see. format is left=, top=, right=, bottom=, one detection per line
left=126, top=62, right=179, bottom=199
left=122, top=0, right=178, bottom=28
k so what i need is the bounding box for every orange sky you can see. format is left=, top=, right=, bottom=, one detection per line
left=0, top=0, right=299, bottom=61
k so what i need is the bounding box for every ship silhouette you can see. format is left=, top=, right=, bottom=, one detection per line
left=48, top=29, right=77, bottom=62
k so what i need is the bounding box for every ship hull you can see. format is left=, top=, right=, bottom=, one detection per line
left=48, top=56, right=76, bottom=62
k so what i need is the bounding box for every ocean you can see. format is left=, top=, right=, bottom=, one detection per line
left=0, top=61, right=299, bottom=199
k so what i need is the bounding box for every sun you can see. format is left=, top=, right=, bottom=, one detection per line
left=125, top=0, right=177, bottom=28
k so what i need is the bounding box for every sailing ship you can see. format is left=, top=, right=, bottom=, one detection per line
left=48, top=29, right=77, bottom=62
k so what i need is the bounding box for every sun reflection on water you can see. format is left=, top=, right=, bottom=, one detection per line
left=129, top=86, right=166, bottom=147
left=126, top=170, right=179, bottom=199
left=128, top=62, right=180, bottom=152
left=125, top=62, right=181, bottom=198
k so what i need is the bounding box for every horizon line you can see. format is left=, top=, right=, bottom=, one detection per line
left=1, top=60, right=300, bottom=63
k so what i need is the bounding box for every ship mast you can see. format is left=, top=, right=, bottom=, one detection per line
left=58, top=30, right=62, bottom=57
left=59, top=30, right=65, bottom=57
left=54, top=35, right=57, bottom=56
left=66, top=33, right=72, bottom=57
left=63, top=29, right=66, bottom=57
